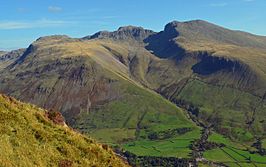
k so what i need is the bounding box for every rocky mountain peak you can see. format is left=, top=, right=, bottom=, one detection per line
left=163, top=20, right=210, bottom=37
left=36, top=35, right=71, bottom=42
left=165, top=20, right=212, bottom=29
left=85, top=25, right=155, bottom=41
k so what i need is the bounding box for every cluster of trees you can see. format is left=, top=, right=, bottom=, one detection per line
left=251, top=139, right=266, bottom=156
left=123, top=151, right=195, bottom=167
left=148, top=127, right=192, bottom=140
left=113, top=147, right=196, bottom=167
left=172, top=99, right=199, bottom=117
left=191, top=140, right=224, bottom=152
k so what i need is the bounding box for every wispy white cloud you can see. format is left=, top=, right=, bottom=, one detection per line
left=101, top=16, right=120, bottom=19
left=243, top=0, right=255, bottom=2
left=17, top=8, right=28, bottom=13
left=48, top=6, right=62, bottom=13
left=210, top=2, right=228, bottom=7
left=0, top=19, right=74, bottom=30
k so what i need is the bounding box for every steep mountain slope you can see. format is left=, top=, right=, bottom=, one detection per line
left=0, top=93, right=127, bottom=166
left=0, top=35, right=200, bottom=158
left=81, top=20, right=266, bottom=141
left=142, top=20, right=266, bottom=141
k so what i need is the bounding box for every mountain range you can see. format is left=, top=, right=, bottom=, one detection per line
left=0, top=20, right=266, bottom=166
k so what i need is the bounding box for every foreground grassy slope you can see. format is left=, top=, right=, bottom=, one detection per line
left=0, top=94, right=127, bottom=167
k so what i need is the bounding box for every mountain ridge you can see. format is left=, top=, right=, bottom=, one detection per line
left=84, top=19, right=266, bottom=48
left=84, top=25, right=155, bottom=42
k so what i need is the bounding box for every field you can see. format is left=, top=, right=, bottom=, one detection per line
left=123, top=129, right=201, bottom=158
left=208, top=133, right=248, bottom=149
left=262, top=139, right=266, bottom=149
left=204, top=132, right=266, bottom=167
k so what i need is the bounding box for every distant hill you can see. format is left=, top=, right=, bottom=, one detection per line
left=0, top=93, right=127, bottom=166
left=0, top=49, right=25, bottom=70
left=0, top=51, right=7, bottom=56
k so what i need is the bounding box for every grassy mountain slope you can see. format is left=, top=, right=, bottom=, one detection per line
left=0, top=94, right=127, bottom=167
left=139, top=20, right=266, bottom=142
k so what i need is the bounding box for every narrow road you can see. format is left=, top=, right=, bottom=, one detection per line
left=191, top=127, right=211, bottom=160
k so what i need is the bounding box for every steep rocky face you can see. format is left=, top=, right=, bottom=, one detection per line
left=144, top=25, right=185, bottom=58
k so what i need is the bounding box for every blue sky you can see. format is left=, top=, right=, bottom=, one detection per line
left=0, top=0, right=265, bottom=50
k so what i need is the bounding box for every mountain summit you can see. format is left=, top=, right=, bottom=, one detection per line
left=84, top=25, right=155, bottom=41
left=164, top=20, right=266, bottom=48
